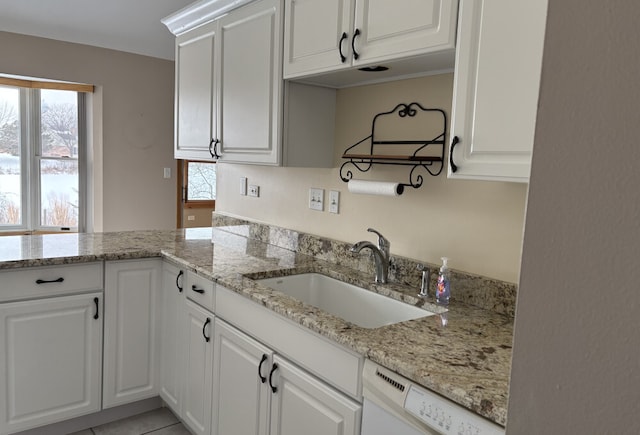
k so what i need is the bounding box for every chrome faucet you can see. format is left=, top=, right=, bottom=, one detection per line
left=350, top=228, right=390, bottom=284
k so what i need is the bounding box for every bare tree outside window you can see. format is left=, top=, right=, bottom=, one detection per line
left=0, top=101, right=19, bottom=156
left=0, top=194, right=20, bottom=224
left=180, top=160, right=216, bottom=228
left=186, top=162, right=216, bottom=201
left=0, top=86, right=21, bottom=226
left=41, top=101, right=78, bottom=157
left=39, top=90, right=79, bottom=228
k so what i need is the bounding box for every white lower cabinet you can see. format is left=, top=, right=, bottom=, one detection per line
left=183, top=299, right=215, bottom=435
left=103, top=259, right=161, bottom=408
left=158, top=263, right=217, bottom=435
left=0, top=258, right=364, bottom=435
left=158, top=262, right=363, bottom=435
left=215, top=286, right=362, bottom=398
left=270, top=355, right=361, bottom=435
left=212, top=318, right=361, bottom=435
left=159, top=261, right=185, bottom=416
left=212, top=318, right=272, bottom=435
left=0, top=292, right=103, bottom=435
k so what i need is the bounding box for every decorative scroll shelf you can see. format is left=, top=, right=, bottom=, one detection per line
left=340, top=102, right=446, bottom=190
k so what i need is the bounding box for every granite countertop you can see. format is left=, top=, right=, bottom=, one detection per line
left=0, top=227, right=513, bottom=426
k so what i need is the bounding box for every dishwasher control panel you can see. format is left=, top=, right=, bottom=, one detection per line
left=404, top=385, right=504, bottom=435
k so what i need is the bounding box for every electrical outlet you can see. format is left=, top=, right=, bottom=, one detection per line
left=248, top=185, right=260, bottom=197
left=187, top=215, right=195, bottom=221
left=240, top=177, right=247, bottom=195
left=309, top=188, right=324, bottom=211
left=329, top=190, right=340, bottom=214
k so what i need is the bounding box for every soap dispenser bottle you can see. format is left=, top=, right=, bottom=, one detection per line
left=436, top=257, right=450, bottom=305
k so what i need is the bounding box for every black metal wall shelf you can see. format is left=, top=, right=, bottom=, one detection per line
left=340, top=102, right=446, bottom=190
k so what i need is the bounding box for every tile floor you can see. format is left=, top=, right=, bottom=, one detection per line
left=68, top=408, right=191, bottom=435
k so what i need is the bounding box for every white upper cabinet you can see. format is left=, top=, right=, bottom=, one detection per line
left=165, top=0, right=336, bottom=166
left=283, top=0, right=353, bottom=77
left=283, top=0, right=458, bottom=86
left=353, top=0, right=457, bottom=65
left=174, top=22, right=218, bottom=161
left=448, top=0, right=548, bottom=182
left=217, top=0, right=283, bottom=164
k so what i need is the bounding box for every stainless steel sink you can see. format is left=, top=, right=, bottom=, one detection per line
left=257, top=273, right=435, bottom=328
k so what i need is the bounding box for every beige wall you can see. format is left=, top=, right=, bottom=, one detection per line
left=508, top=0, right=640, bottom=432
left=183, top=207, right=215, bottom=228
left=0, top=31, right=176, bottom=232
left=217, top=74, right=528, bottom=283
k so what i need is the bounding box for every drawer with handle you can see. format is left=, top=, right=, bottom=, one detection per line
left=185, top=270, right=214, bottom=312
left=0, top=262, right=103, bottom=302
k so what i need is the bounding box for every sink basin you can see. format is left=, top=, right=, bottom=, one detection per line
left=257, top=273, right=435, bottom=328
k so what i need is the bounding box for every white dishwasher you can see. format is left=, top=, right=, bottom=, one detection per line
left=361, top=360, right=505, bottom=435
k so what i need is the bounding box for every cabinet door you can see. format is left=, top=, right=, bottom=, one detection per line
left=218, top=0, right=283, bottom=165
left=352, top=0, right=457, bottom=66
left=283, top=0, right=354, bottom=78
left=183, top=299, right=214, bottom=435
left=448, top=0, right=548, bottom=182
left=175, top=21, right=218, bottom=160
left=270, top=355, right=361, bottom=435
left=0, top=293, right=103, bottom=434
left=103, top=259, right=161, bottom=408
left=159, top=261, right=185, bottom=416
left=212, top=319, right=272, bottom=435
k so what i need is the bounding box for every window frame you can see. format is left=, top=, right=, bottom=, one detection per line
left=182, top=159, right=216, bottom=209
left=0, top=83, right=88, bottom=234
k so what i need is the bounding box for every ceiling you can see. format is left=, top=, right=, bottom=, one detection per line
left=0, top=0, right=196, bottom=60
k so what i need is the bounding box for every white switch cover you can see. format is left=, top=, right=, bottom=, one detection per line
left=248, top=185, right=260, bottom=197
left=329, top=190, right=339, bottom=214
left=163, top=168, right=171, bottom=179
left=309, top=188, right=324, bottom=211
left=240, top=177, right=247, bottom=195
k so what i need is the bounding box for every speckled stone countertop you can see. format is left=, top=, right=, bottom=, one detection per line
left=0, top=226, right=513, bottom=426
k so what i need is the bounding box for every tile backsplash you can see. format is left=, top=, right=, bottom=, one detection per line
left=212, top=213, right=516, bottom=317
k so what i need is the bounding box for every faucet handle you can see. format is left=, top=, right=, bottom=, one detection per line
left=367, top=228, right=389, bottom=250
left=417, top=264, right=429, bottom=297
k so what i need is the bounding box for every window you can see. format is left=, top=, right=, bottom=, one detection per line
left=0, top=79, right=89, bottom=234
left=178, top=160, right=216, bottom=228
left=183, top=160, right=216, bottom=206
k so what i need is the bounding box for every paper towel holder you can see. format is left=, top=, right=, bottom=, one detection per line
left=339, top=102, right=446, bottom=192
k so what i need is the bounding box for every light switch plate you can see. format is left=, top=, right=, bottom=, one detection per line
left=329, top=190, right=339, bottom=214
left=240, top=177, right=247, bottom=195
left=309, top=188, right=324, bottom=211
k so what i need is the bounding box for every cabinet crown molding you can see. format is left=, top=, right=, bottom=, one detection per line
left=162, top=0, right=254, bottom=35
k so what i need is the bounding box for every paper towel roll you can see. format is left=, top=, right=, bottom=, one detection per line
left=347, top=180, right=404, bottom=196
